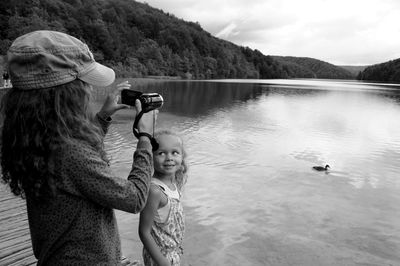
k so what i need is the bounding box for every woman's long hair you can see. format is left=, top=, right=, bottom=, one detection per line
left=154, top=129, right=188, bottom=191
left=1, top=80, right=107, bottom=200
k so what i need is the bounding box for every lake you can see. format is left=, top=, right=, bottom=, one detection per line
left=102, top=79, right=400, bottom=266
left=2, top=78, right=400, bottom=266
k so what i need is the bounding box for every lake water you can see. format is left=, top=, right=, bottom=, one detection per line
left=96, top=79, right=400, bottom=266
left=3, top=78, right=399, bottom=265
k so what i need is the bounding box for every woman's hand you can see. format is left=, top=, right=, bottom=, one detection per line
left=135, top=99, right=158, bottom=134
left=99, top=81, right=131, bottom=118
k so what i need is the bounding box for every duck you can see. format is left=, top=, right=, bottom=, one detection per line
left=312, top=164, right=330, bottom=171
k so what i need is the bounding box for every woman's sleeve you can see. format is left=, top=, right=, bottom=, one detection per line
left=57, top=141, right=153, bottom=213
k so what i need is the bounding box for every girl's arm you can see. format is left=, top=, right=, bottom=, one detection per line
left=139, top=186, right=171, bottom=266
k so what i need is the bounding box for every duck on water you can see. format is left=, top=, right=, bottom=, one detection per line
left=312, top=164, right=330, bottom=171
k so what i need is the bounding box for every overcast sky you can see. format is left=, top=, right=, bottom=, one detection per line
left=138, top=0, right=400, bottom=66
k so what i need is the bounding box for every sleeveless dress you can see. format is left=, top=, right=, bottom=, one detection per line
left=143, top=179, right=185, bottom=266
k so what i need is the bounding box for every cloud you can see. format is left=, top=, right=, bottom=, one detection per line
left=215, top=22, right=239, bottom=39
left=139, top=0, right=400, bottom=65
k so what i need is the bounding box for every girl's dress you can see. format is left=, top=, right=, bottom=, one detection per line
left=143, top=178, right=185, bottom=266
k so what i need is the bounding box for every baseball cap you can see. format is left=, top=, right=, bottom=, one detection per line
left=7, top=30, right=115, bottom=90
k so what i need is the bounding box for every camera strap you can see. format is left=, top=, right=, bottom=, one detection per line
left=132, top=110, right=159, bottom=151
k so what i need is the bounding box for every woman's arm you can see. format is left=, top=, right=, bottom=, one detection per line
left=56, top=141, right=153, bottom=213
left=55, top=81, right=158, bottom=212
left=139, top=186, right=171, bottom=266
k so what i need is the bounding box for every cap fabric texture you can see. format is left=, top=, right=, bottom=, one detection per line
left=7, top=30, right=115, bottom=90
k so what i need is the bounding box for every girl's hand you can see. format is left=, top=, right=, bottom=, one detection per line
left=159, top=258, right=171, bottom=266
left=120, top=256, right=140, bottom=266
left=99, top=81, right=131, bottom=118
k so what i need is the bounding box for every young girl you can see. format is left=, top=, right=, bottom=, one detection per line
left=139, top=130, right=188, bottom=266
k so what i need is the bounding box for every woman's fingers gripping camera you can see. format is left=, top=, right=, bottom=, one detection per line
left=135, top=99, right=158, bottom=134
left=99, top=81, right=131, bottom=118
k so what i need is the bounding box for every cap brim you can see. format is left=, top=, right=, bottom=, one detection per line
left=79, top=62, right=115, bottom=87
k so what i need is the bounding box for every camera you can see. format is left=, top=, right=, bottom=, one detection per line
left=121, top=89, right=164, bottom=113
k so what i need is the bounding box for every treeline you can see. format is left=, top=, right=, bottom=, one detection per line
left=273, top=56, right=354, bottom=79
left=357, top=58, right=400, bottom=83
left=339, top=65, right=367, bottom=76
left=0, top=0, right=354, bottom=79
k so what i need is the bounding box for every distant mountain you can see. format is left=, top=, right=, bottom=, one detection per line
left=273, top=56, right=354, bottom=79
left=338, top=65, right=368, bottom=76
left=0, top=0, right=358, bottom=80
left=357, top=59, right=400, bottom=83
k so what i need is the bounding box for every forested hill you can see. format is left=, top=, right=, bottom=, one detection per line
left=339, top=65, right=367, bottom=77
left=357, top=58, right=400, bottom=83
left=0, top=0, right=354, bottom=80
left=273, top=56, right=354, bottom=79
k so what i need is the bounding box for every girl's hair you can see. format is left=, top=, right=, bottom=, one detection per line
left=154, top=129, right=188, bottom=191
left=1, top=80, right=107, bottom=200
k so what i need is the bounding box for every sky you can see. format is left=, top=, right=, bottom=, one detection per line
left=138, top=0, right=400, bottom=66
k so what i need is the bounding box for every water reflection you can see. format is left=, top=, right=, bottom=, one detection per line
left=126, top=81, right=265, bottom=116
left=2, top=79, right=400, bottom=265
left=105, top=80, right=400, bottom=265
left=96, top=79, right=400, bottom=191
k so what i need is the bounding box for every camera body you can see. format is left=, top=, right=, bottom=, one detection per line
left=121, top=89, right=163, bottom=113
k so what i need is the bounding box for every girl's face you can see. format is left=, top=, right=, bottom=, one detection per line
left=153, top=134, right=183, bottom=178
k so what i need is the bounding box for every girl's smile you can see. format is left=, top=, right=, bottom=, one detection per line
left=153, top=134, right=183, bottom=178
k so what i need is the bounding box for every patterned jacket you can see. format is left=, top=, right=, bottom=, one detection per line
left=26, top=114, right=153, bottom=265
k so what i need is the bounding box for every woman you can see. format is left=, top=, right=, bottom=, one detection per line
left=1, top=30, right=157, bottom=265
